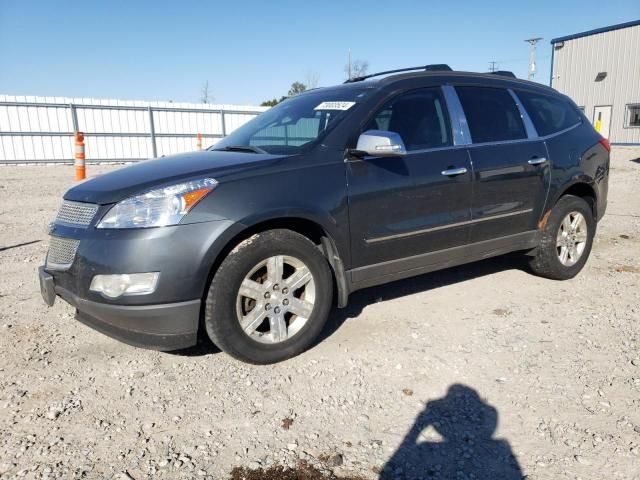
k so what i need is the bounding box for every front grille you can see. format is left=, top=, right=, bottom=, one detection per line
left=46, top=236, right=80, bottom=269
left=55, top=201, right=98, bottom=227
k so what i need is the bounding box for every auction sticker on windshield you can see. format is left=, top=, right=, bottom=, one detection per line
left=314, top=101, right=356, bottom=111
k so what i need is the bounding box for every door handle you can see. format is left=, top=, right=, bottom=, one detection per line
left=528, top=157, right=547, bottom=165
left=441, top=167, right=468, bottom=176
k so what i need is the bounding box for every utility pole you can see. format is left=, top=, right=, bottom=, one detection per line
left=524, top=37, right=543, bottom=80
left=489, top=61, right=498, bottom=72
left=348, top=48, right=352, bottom=80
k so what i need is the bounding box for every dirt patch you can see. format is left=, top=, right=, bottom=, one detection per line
left=282, top=417, right=294, bottom=430
left=614, top=265, right=640, bottom=273
left=230, top=462, right=365, bottom=480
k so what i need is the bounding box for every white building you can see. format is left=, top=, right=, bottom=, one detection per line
left=550, top=20, right=640, bottom=148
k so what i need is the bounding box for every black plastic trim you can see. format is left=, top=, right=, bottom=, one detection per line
left=348, top=231, right=540, bottom=291
left=54, top=284, right=200, bottom=351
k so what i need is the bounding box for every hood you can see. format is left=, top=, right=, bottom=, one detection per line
left=64, top=150, right=282, bottom=204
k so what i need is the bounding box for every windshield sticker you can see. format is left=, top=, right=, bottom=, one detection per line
left=314, top=101, right=356, bottom=111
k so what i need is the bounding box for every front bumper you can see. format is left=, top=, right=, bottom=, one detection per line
left=39, top=267, right=200, bottom=350
left=39, top=218, right=243, bottom=351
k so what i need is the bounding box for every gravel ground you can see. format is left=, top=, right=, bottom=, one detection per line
left=0, top=149, right=639, bottom=480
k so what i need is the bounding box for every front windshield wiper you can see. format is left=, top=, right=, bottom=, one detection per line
left=214, top=145, right=268, bottom=154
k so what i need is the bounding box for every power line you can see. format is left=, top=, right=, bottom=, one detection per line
left=489, top=61, right=498, bottom=72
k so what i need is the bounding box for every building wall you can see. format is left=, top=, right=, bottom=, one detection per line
left=551, top=24, right=640, bottom=145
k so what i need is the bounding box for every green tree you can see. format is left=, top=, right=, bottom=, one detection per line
left=260, top=81, right=307, bottom=107
left=287, top=81, right=307, bottom=96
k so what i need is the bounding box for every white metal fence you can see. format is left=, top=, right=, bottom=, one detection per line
left=0, top=95, right=267, bottom=164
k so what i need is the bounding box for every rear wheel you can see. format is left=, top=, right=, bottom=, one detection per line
left=204, top=229, right=333, bottom=364
left=529, top=195, right=595, bottom=280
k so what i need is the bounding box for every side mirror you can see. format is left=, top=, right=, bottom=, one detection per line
left=354, top=130, right=407, bottom=157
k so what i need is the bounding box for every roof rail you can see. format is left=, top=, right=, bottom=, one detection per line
left=344, top=64, right=453, bottom=83
left=489, top=70, right=517, bottom=78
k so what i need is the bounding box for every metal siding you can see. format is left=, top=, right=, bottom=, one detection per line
left=551, top=24, right=640, bottom=144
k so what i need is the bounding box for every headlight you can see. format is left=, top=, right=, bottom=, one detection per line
left=97, top=178, right=217, bottom=229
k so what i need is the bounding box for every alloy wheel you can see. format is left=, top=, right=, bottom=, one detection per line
left=235, top=255, right=316, bottom=344
left=556, top=211, right=588, bottom=267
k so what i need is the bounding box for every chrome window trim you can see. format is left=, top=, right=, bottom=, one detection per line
left=365, top=208, right=533, bottom=244
left=536, top=121, right=582, bottom=141
left=352, top=85, right=583, bottom=159
left=441, top=85, right=472, bottom=146
left=508, top=89, right=538, bottom=138
left=463, top=120, right=582, bottom=149
left=355, top=121, right=582, bottom=158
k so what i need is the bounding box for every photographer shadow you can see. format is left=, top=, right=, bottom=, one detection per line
left=380, top=384, right=523, bottom=479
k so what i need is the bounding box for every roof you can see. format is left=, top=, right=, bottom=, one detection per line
left=551, top=19, right=640, bottom=44
left=377, top=70, right=556, bottom=93
left=298, top=70, right=559, bottom=100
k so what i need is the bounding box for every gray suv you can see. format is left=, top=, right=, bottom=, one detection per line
left=39, top=65, right=610, bottom=364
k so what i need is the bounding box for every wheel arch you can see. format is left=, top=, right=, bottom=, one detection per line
left=202, top=215, right=350, bottom=310
left=558, top=180, right=598, bottom=219
left=541, top=179, right=597, bottom=230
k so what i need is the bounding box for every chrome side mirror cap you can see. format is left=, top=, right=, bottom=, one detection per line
left=355, top=130, right=407, bottom=157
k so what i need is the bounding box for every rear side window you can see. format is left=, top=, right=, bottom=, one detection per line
left=516, top=90, right=582, bottom=136
left=456, top=86, right=526, bottom=143
left=365, top=88, right=452, bottom=151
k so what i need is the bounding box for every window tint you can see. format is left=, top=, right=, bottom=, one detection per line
left=365, top=88, right=452, bottom=151
left=214, top=87, right=371, bottom=154
left=456, top=86, right=526, bottom=143
left=251, top=113, right=322, bottom=148
left=516, top=90, right=582, bottom=136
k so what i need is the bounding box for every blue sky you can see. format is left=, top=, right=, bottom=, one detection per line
left=0, top=0, right=638, bottom=105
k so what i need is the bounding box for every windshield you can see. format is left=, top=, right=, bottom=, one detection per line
left=213, top=87, right=371, bottom=155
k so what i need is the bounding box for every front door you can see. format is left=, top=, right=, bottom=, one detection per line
left=593, top=105, right=612, bottom=139
left=346, top=87, right=473, bottom=277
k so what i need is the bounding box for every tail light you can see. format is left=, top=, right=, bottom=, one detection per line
left=598, top=137, right=611, bottom=153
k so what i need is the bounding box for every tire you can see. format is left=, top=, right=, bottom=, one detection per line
left=529, top=195, right=595, bottom=280
left=204, top=229, right=333, bottom=364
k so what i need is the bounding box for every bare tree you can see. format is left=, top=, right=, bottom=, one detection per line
left=344, top=59, right=369, bottom=80
left=200, top=81, right=212, bottom=104
left=304, top=70, right=320, bottom=89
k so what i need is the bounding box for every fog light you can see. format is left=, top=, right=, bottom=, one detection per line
left=90, top=272, right=159, bottom=298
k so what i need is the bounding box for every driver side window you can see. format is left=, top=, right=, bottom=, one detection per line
left=365, top=88, right=452, bottom=151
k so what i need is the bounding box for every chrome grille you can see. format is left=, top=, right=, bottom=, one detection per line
left=55, top=201, right=98, bottom=227
left=46, top=236, right=80, bottom=269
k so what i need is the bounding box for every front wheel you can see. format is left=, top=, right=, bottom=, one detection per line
left=529, top=195, right=595, bottom=280
left=204, top=229, right=333, bottom=364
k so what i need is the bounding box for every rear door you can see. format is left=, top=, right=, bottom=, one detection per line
left=346, top=87, right=472, bottom=275
left=455, top=86, right=550, bottom=242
